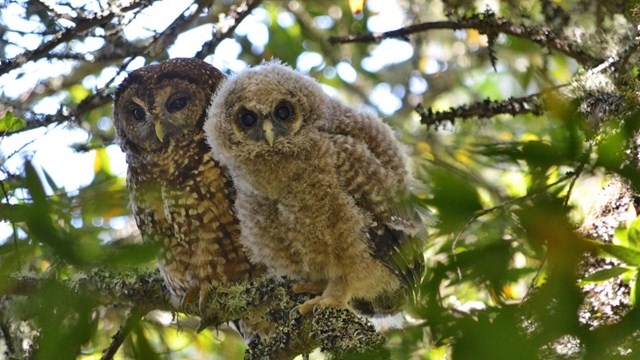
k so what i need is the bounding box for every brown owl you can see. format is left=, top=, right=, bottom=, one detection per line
left=113, top=58, right=263, bottom=313
left=204, top=61, right=419, bottom=314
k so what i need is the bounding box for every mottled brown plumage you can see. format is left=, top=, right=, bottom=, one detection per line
left=113, top=58, right=262, bottom=309
left=204, top=61, right=418, bottom=314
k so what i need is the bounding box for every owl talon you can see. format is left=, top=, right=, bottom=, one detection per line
left=296, top=296, right=322, bottom=314
left=296, top=295, right=350, bottom=314
left=180, top=287, right=199, bottom=311
left=198, top=287, right=211, bottom=311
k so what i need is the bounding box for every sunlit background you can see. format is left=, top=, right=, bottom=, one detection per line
left=0, top=0, right=426, bottom=187
left=0, top=0, right=434, bottom=240
left=1, top=0, right=623, bottom=358
left=0, top=0, right=597, bottom=240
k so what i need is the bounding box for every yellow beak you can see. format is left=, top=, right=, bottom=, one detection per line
left=154, top=121, right=165, bottom=142
left=263, top=120, right=274, bottom=147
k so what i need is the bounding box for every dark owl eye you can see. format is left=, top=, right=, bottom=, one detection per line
left=131, top=106, right=145, bottom=121
left=239, top=110, right=258, bottom=128
left=274, top=101, right=292, bottom=121
left=167, top=96, right=188, bottom=112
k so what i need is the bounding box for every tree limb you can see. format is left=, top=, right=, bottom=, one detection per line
left=0, top=0, right=156, bottom=76
left=329, top=11, right=602, bottom=67
left=5, top=269, right=385, bottom=359
left=100, top=309, right=144, bottom=360
left=416, top=94, right=545, bottom=128
left=195, top=0, right=264, bottom=59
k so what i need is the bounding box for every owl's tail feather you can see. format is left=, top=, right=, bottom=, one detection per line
left=354, top=228, right=428, bottom=317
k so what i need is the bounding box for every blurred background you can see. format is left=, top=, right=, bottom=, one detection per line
left=1, top=0, right=639, bottom=359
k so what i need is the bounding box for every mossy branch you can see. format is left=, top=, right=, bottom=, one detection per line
left=5, top=269, right=385, bottom=359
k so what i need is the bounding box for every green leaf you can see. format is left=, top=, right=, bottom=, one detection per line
left=41, top=168, right=61, bottom=194
left=427, top=168, right=483, bottom=233
left=614, top=226, right=629, bottom=247
left=632, top=274, right=640, bottom=306
left=24, top=161, right=50, bottom=214
left=587, top=240, right=640, bottom=267
left=102, top=242, right=159, bottom=269
left=579, top=266, right=634, bottom=284
left=130, top=323, right=161, bottom=360
left=0, top=111, right=27, bottom=132
left=23, top=161, right=84, bottom=265
left=627, top=218, right=640, bottom=247
left=69, top=84, right=91, bottom=103
left=0, top=203, right=30, bottom=223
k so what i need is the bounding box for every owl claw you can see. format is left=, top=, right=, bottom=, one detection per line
left=180, top=287, right=199, bottom=311
left=198, top=287, right=211, bottom=311
left=296, top=295, right=350, bottom=314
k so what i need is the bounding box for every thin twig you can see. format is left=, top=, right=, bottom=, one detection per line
left=562, top=147, right=591, bottom=208
left=101, top=309, right=143, bottom=360
left=329, top=11, right=601, bottom=67
left=5, top=93, right=112, bottom=136
left=451, top=171, right=576, bottom=280
left=0, top=0, right=156, bottom=76
left=195, top=0, right=264, bottom=59
left=4, top=0, right=214, bottom=137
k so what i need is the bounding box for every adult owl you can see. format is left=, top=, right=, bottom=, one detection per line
left=113, top=58, right=263, bottom=311
left=204, top=61, right=419, bottom=314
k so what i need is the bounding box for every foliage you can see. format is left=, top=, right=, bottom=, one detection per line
left=2, top=0, right=640, bottom=359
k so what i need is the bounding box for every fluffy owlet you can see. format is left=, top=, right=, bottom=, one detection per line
left=113, top=58, right=263, bottom=311
left=204, top=61, right=419, bottom=314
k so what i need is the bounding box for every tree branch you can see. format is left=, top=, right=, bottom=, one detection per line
left=329, top=11, right=602, bottom=67
left=0, top=0, right=156, bottom=76
left=5, top=92, right=113, bottom=136
left=416, top=94, right=545, bottom=128
left=5, top=270, right=385, bottom=359
left=100, top=309, right=144, bottom=360
left=195, top=0, right=264, bottom=59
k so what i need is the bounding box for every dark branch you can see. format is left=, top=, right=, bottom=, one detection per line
left=416, top=95, right=544, bottom=128
left=0, top=0, right=155, bottom=76
left=100, top=309, right=143, bottom=360
left=142, top=0, right=213, bottom=58
left=329, top=11, right=602, bottom=67
left=5, top=92, right=112, bottom=136
left=195, top=0, right=264, bottom=59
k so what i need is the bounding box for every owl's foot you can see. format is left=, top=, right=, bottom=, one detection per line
left=180, top=287, right=199, bottom=310
left=296, top=294, right=350, bottom=314
left=178, top=286, right=211, bottom=309
left=196, top=286, right=217, bottom=332
left=292, top=281, right=327, bottom=295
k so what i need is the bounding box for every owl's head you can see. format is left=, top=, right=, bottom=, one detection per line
left=205, top=60, right=329, bottom=164
left=113, top=58, right=224, bottom=154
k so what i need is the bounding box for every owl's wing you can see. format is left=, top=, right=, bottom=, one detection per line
left=325, top=102, right=408, bottom=184
left=326, top=101, right=417, bottom=228
left=127, top=169, right=189, bottom=298
left=331, top=132, right=413, bottom=245
left=326, top=104, right=427, bottom=314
